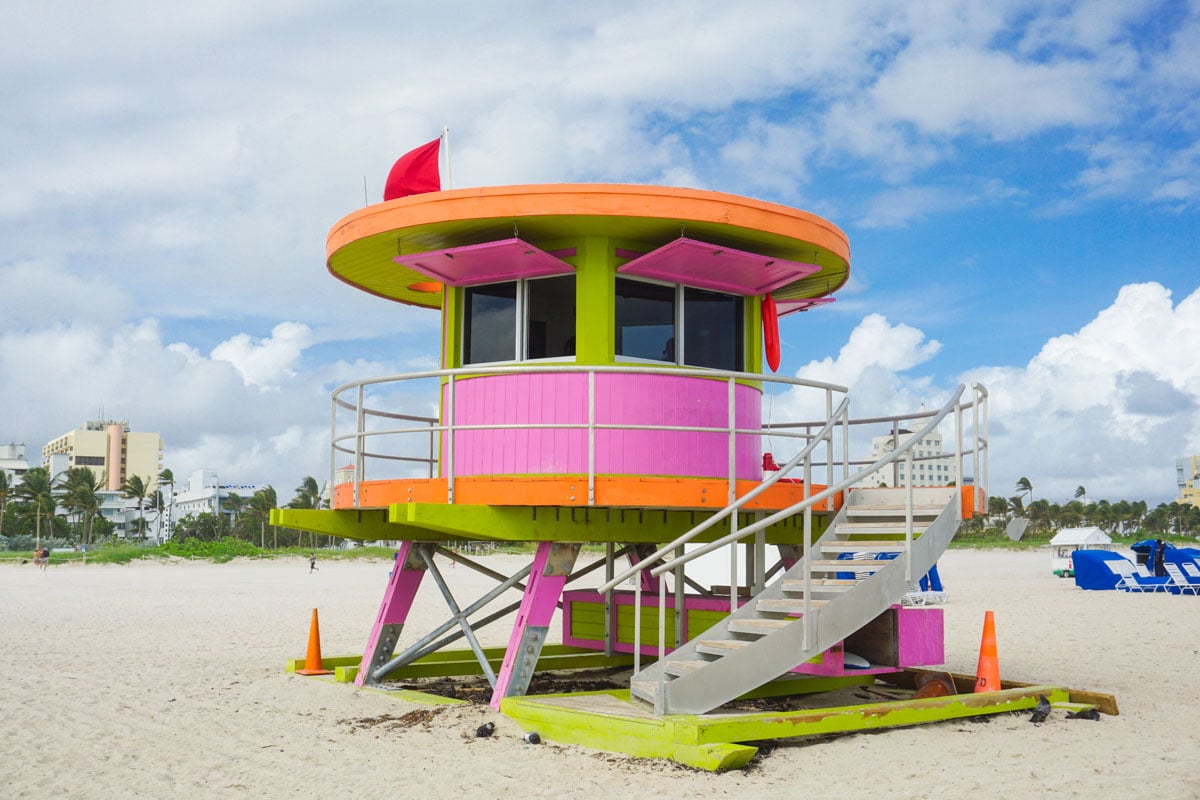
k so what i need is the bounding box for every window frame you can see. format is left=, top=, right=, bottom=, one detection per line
left=461, top=275, right=577, bottom=366
left=614, top=276, right=746, bottom=372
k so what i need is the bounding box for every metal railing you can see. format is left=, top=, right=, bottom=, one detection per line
left=594, top=382, right=988, bottom=680
left=329, top=364, right=851, bottom=508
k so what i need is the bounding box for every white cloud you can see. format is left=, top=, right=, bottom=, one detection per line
left=870, top=45, right=1111, bottom=139
left=210, top=322, right=312, bottom=389
left=788, top=282, right=1200, bottom=505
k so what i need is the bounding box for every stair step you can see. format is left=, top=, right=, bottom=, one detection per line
left=696, top=639, right=751, bottom=656
left=727, top=617, right=794, bottom=635
left=822, top=540, right=907, bottom=552
left=836, top=522, right=927, bottom=533
left=630, top=680, right=658, bottom=701
left=757, top=598, right=830, bottom=614
left=845, top=505, right=942, bottom=518
left=807, top=559, right=890, bottom=572
left=664, top=660, right=707, bottom=677
left=781, top=578, right=856, bottom=593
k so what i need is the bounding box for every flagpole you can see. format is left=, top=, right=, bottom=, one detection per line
left=442, top=126, right=452, bottom=190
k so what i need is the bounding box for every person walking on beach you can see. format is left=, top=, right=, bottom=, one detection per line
left=1153, top=539, right=1166, bottom=577
left=309, top=553, right=318, bottom=573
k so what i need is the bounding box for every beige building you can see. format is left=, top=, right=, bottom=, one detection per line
left=42, top=420, right=163, bottom=491
left=1178, top=455, right=1200, bottom=507
left=858, top=427, right=958, bottom=489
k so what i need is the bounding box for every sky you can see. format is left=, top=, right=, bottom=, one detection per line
left=2, top=0, right=1198, bottom=507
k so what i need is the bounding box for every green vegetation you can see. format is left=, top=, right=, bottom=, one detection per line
left=3, top=464, right=1196, bottom=562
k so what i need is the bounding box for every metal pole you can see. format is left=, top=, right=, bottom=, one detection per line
left=446, top=375, right=456, bottom=504
left=416, top=546, right=497, bottom=688
left=633, top=579, right=642, bottom=676
left=355, top=385, right=364, bottom=507
left=905, top=450, right=914, bottom=584
left=587, top=370, right=596, bottom=505
left=604, top=542, right=614, bottom=657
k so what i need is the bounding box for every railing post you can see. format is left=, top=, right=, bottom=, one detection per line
left=825, top=388, right=834, bottom=488
left=355, top=384, right=365, bottom=508
left=905, top=449, right=914, bottom=584
left=428, top=418, right=436, bottom=479
left=446, top=375, right=456, bottom=504
left=633, top=577, right=642, bottom=677
left=891, top=420, right=900, bottom=488
left=979, top=386, right=990, bottom=514
left=674, top=545, right=685, bottom=648
left=603, top=542, right=614, bottom=657
left=954, top=399, right=964, bottom=522
left=329, top=394, right=337, bottom=508
left=587, top=370, right=596, bottom=506
left=658, top=577, right=666, bottom=683
left=841, top=399, right=849, bottom=488
left=803, top=450, right=812, bottom=650
left=728, top=375, right=738, bottom=616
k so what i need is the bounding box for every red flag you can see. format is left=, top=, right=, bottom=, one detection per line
left=383, top=137, right=441, bottom=200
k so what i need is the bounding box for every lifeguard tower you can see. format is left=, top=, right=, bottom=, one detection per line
left=273, top=183, right=1065, bottom=770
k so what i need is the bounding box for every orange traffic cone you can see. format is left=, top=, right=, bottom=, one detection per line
left=295, top=608, right=333, bottom=676
left=973, top=610, right=1000, bottom=693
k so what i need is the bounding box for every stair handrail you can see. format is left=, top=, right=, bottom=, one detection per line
left=596, top=395, right=852, bottom=595
left=628, top=381, right=985, bottom=714
left=647, top=382, right=970, bottom=578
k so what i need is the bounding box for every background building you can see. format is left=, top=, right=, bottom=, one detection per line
left=42, top=420, right=163, bottom=492
left=173, top=468, right=268, bottom=525
left=858, top=427, right=958, bottom=488
left=1177, top=456, right=1200, bottom=507
left=0, top=442, right=30, bottom=482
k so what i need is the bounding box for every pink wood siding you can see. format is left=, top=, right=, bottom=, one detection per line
left=443, top=372, right=762, bottom=479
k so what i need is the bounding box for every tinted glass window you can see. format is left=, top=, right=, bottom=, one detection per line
left=684, top=288, right=743, bottom=371
left=615, top=279, right=675, bottom=361
left=527, top=275, right=576, bottom=359
left=463, top=283, right=517, bottom=364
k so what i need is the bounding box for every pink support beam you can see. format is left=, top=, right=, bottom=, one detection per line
left=355, top=542, right=428, bottom=686
left=490, top=542, right=580, bottom=708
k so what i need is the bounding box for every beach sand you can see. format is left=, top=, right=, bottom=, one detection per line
left=3, top=548, right=1197, bottom=798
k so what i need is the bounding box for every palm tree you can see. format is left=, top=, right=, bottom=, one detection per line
left=1007, top=495, right=1025, bottom=518
left=59, top=467, right=103, bottom=545
left=1074, top=485, right=1086, bottom=503
left=244, top=486, right=278, bottom=549
left=289, top=476, right=322, bottom=547
left=121, top=475, right=150, bottom=542
left=222, top=492, right=246, bottom=538
left=1015, top=476, right=1034, bottom=506
left=987, top=494, right=1009, bottom=526
left=15, top=467, right=57, bottom=548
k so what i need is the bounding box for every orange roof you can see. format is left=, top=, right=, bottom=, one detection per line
left=326, top=184, right=850, bottom=309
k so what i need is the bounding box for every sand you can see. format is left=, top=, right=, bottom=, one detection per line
left=3, top=548, right=1197, bottom=798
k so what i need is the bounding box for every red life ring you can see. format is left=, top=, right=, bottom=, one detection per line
left=762, top=293, right=781, bottom=372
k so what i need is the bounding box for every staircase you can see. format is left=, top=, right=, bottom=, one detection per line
left=629, top=486, right=962, bottom=715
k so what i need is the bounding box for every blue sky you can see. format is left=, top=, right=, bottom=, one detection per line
left=2, top=1, right=1198, bottom=505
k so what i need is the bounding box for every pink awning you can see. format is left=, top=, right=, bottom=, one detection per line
left=395, top=238, right=575, bottom=287
left=618, top=237, right=819, bottom=296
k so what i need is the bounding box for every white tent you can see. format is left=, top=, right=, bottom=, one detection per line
left=1049, top=526, right=1112, bottom=547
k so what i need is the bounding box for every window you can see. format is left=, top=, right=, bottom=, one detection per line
left=463, top=283, right=516, bottom=364
left=615, top=278, right=744, bottom=371
left=615, top=279, right=675, bottom=362
left=684, top=287, right=743, bottom=371
left=462, top=276, right=576, bottom=364
left=526, top=275, right=576, bottom=359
